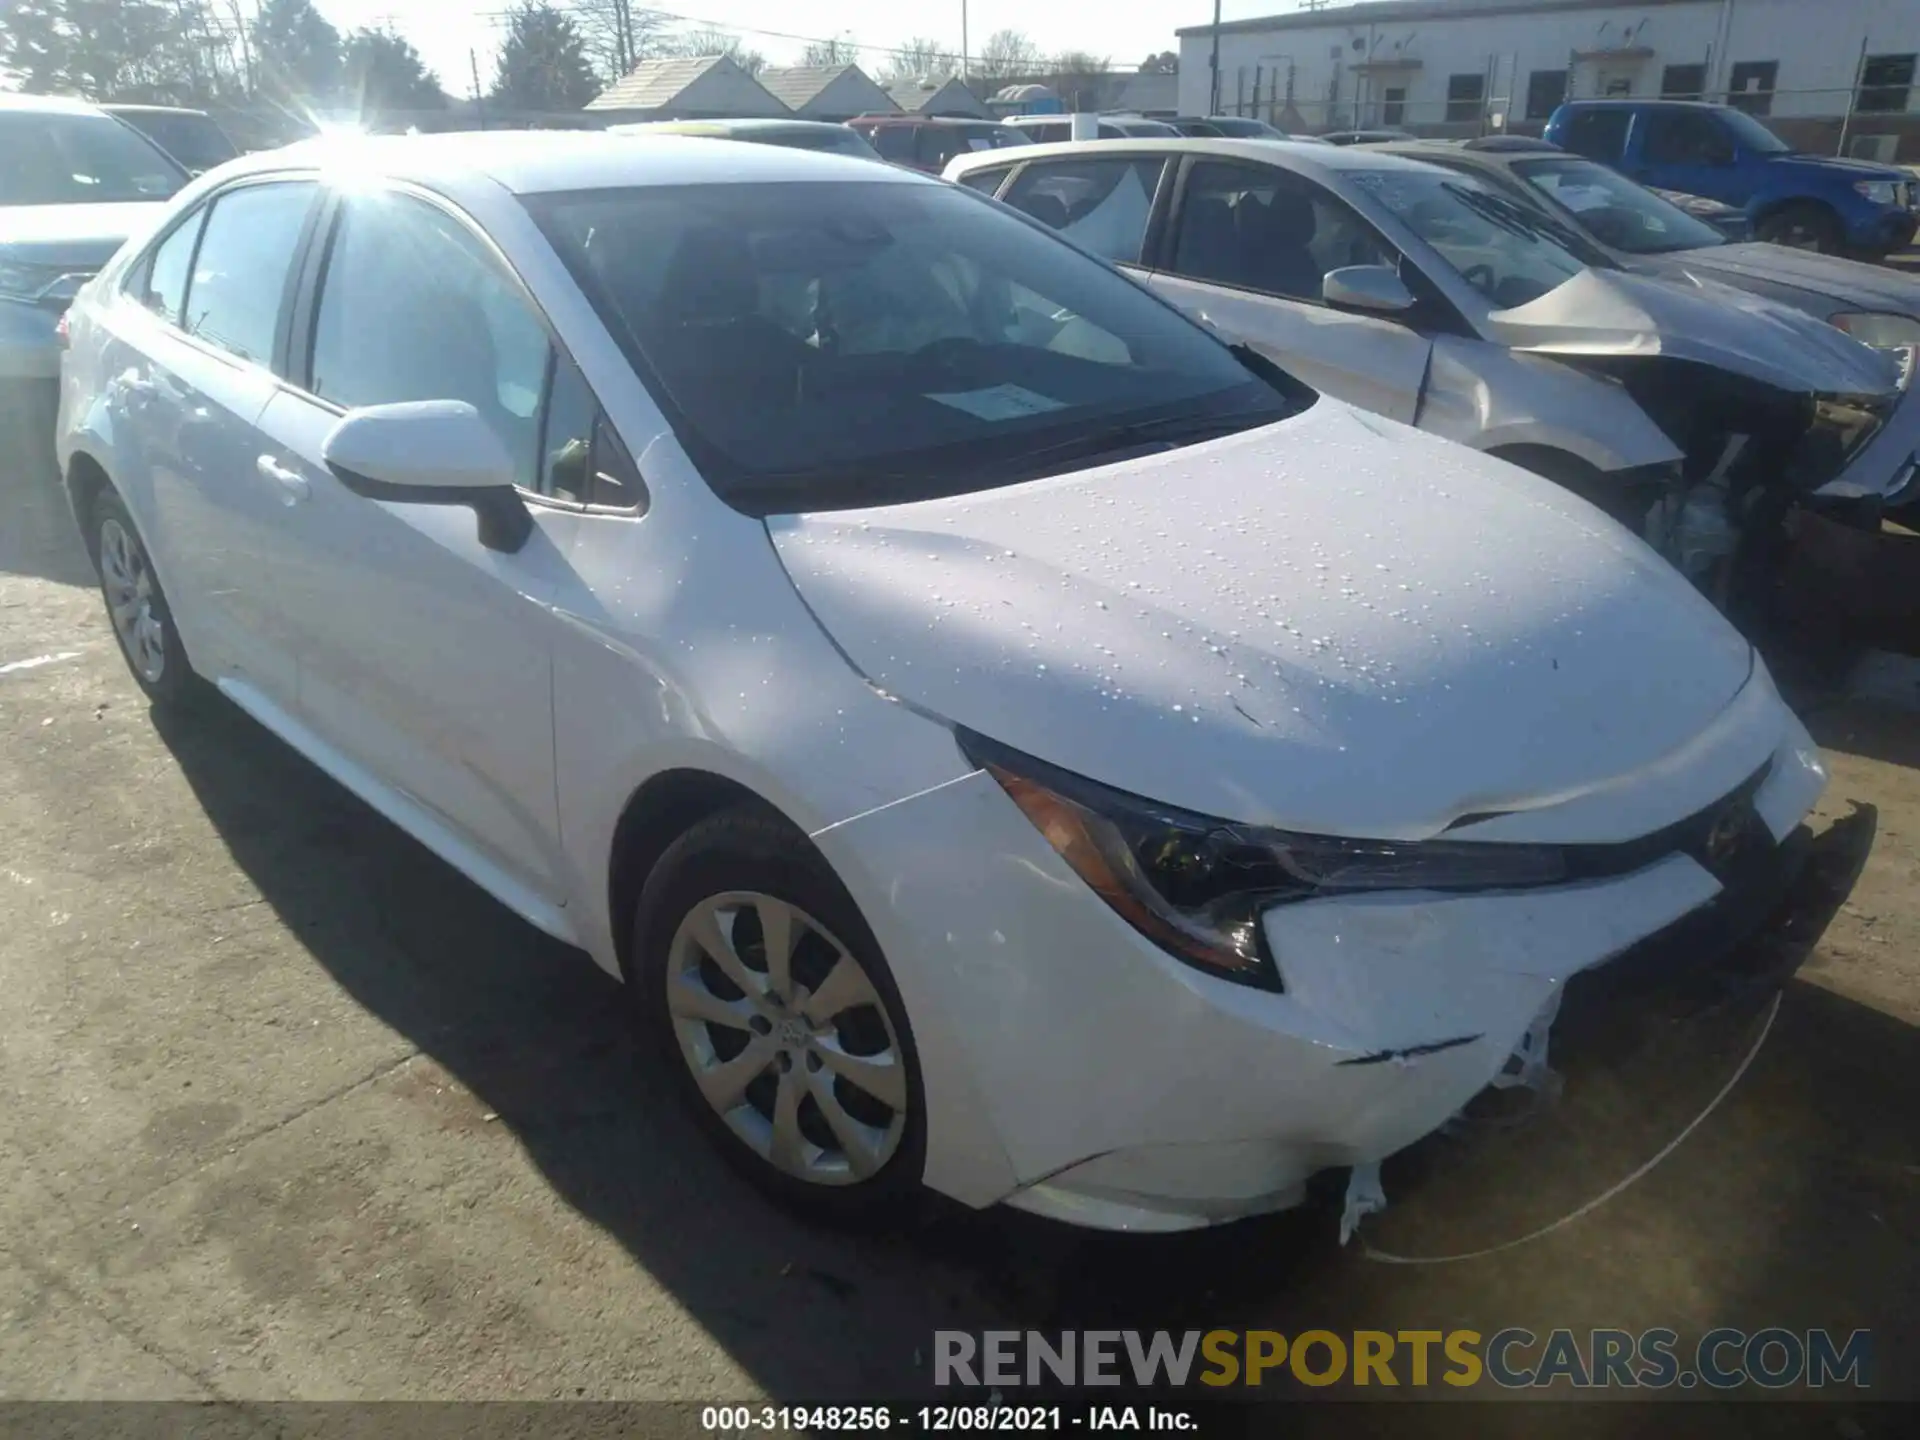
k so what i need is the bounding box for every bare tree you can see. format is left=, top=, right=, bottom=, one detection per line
left=653, top=26, right=765, bottom=76
left=1048, top=50, right=1109, bottom=111
left=973, top=29, right=1042, bottom=84
left=568, top=0, right=669, bottom=81
left=799, top=37, right=859, bottom=68
left=878, top=36, right=959, bottom=84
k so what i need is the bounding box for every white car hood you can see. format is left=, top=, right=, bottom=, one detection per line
left=0, top=201, right=167, bottom=268
left=770, top=401, right=1756, bottom=840
left=1487, top=267, right=1900, bottom=398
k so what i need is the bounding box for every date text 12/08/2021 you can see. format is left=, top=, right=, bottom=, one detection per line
left=701, top=1405, right=1197, bottom=1432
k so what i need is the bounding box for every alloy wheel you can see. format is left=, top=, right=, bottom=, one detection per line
left=99, top=516, right=167, bottom=684
left=665, top=890, right=909, bottom=1185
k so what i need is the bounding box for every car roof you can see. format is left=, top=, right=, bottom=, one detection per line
left=943, top=135, right=1446, bottom=179
left=1559, top=98, right=1722, bottom=110
left=0, top=91, right=109, bottom=116
left=614, top=117, right=853, bottom=136
left=228, top=129, right=923, bottom=195
left=1377, top=139, right=1573, bottom=176
left=851, top=114, right=996, bottom=127
left=103, top=103, right=215, bottom=119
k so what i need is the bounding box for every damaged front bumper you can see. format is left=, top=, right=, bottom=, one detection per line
left=812, top=694, right=1835, bottom=1234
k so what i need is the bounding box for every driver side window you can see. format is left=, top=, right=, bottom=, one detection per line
left=307, top=188, right=638, bottom=507
left=309, top=191, right=552, bottom=491
left=1171, top=161, right=1395, bottom=304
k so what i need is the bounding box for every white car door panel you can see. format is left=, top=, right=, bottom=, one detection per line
left=131, top=330, right=293, bottom=695
left=253, top=387, right=576, bottom=910
left=1146, top=270, right=1430, bottom=425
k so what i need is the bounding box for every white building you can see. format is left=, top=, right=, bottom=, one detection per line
left=1177, top=0, right=1920, bottom=157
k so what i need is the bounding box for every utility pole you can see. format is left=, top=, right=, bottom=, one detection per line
left=1209, top=0, right=1222, bottom=114
left=470, top=49, right=486, bottom=130
left=961, top=1, right=970, bottom=85
left=1837, top=35, right=1870, bottom=158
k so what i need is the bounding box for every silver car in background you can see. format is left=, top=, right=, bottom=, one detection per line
left=2, top=93, right=186, bottom=424
left=944, top=137, right=1910, bottom=623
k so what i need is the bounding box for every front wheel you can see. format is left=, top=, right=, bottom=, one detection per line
left=630, top=807, right=926, bottom=1223
left=1755, top=202, right=1843, bottom=254
left=91, top=489, right=199, bottom=709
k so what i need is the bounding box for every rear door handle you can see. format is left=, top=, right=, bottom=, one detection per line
left=256, top=454, right=310, bottom=504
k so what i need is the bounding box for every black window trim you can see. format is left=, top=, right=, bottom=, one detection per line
left=287, top=175, right=647, bottom=516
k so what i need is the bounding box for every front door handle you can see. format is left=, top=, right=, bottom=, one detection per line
left=256, top=454, right=310, bottom=504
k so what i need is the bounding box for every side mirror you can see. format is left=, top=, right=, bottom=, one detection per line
left=1323, top=265, right=1417, bottom=316
left=322, top=400, right=533, bottom=553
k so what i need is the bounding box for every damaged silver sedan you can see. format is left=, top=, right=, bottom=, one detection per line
left=944, top=139, right=1914, bottom=630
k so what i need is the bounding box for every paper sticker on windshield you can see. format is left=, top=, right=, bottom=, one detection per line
left=926, top=384, right=1067, bottom=421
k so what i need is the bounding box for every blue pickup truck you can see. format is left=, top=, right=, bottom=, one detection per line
left=1544, top=99, right=1918, bottom=257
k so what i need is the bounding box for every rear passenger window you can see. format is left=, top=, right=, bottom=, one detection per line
left=182, top=182, right=315, bottom=364
left=1001, top=157, right=1167, bottom=263
left=137, top=210, right=203, bottom=324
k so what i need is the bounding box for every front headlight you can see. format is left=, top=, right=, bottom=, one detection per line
left=1831, top=310, right=1920, bottom=354
left=958, top=728, right=1571, bottom=990
left=1855, top=180, right=1900, bottom=206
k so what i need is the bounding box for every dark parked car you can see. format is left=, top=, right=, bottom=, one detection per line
left=608, top=118, right=881, bottom=161
left=1002, top=114, right=1184, bottom=142
left=102, top=104, right=239, bottom=175
left=1545, top=99, right=1919, bottom=256
left=847, top=115, right=1028, bottom=174
left=1319, top=128, right=1415, bottom=146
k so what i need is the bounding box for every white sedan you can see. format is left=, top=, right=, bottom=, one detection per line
left=58, top=132, right=1834, bottom=1233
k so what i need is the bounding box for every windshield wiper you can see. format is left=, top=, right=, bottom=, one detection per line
left=1443, top=182, right=1607, bottom=264
left=1000, top=408, right=1288, bottom=478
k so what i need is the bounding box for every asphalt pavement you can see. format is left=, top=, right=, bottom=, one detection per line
left=1, top=409, right=1914, bottom=1432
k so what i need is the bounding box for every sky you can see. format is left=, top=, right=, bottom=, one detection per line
left=311, top=1, right=1304, bottom=99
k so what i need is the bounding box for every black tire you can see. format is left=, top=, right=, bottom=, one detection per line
left=90, top=488, right=199, bottom=710
left=629, top=805, right=926, bottom=1224
left=1755, top=202, right=1843, bottom=254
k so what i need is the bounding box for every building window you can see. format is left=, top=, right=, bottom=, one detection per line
left=1526, top=69, right=1568, bottom=120
left=1602, top=76, right=1633, bottom=97
left=1859, top=54, right=1916, bottom=114
left=1382, top=86, right=1407, bottom=126
left=1446, top=72, right=1486, bottom=122
left=1727, top=60, right=1778, bottom=116
left=1661, top=64, right=1705, bottom=99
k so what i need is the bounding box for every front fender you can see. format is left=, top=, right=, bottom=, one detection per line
left=1423, top=335, right=1683, bottom=474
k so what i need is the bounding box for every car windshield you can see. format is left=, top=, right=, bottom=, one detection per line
left=0, top=111, right=187, bottom=206
left=1719, top=107, right=1793, bottom=155
left=529, top=180, right=1305, bottom=512
left=115, top=112, right=238, bottom=173
left=1348, top=168, right=1606, bottom=307
left=1513, top=156, right=1727, bottom=253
